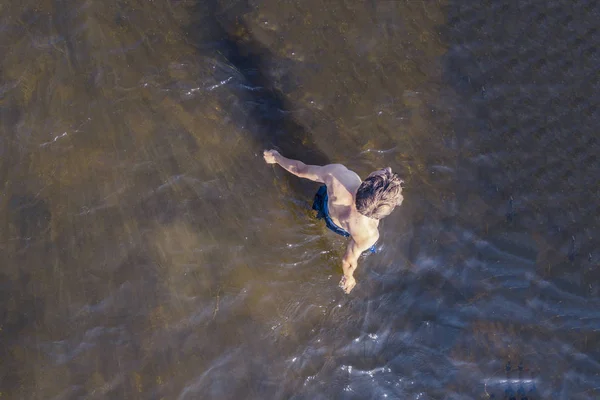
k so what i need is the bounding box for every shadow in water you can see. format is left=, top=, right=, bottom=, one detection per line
left=185, top=0, right=331, bottom=170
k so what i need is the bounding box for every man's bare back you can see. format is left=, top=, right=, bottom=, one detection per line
left=264, top=150, right=403, bottom=293
left=316, top=164, right=380, bottom=246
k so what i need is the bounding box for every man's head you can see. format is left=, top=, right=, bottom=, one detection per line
left=355, top=167, right=404, bottom=220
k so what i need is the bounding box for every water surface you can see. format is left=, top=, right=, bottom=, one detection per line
left=1, top=0, right=599, bottom=399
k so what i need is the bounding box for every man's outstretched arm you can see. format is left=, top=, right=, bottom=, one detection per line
left=263, top=149, right=327, bottom=183
left=340, top=235, right=378, bottom=294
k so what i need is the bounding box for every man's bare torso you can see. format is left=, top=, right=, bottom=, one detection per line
left=320, top=164, right=379, bottom=247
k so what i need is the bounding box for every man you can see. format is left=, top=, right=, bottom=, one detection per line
left=263, top=149, right=404, bottom=293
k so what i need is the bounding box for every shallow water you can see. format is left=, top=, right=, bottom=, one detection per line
left=1, top=0, right=599, bottom=399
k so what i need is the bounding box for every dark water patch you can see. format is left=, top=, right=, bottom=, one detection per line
left=442, top=0, right=600, bottom=397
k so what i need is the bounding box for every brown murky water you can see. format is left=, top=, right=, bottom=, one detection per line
left=1, top=0, right=599, bottom=399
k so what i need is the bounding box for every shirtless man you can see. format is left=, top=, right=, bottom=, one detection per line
left=263, top=149, right=404, bottom=293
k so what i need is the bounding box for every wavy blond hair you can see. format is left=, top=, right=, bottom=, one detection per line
left=355, top=170, right=404, bottom=219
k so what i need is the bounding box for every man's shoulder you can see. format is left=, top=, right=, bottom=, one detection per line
left=323, top=163, right=350, bottom=172
left=349, top=228, right=379, bottom=251
left=348, top=218, right=379, bottom=247
left=323, top=164, right=360, bottom=180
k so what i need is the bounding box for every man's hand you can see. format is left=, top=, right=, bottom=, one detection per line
left=263, top=149, right=280, bottom=164
left=339, top=275, right=357, bottom=294
left=263, top=150, right=327, bottom=182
